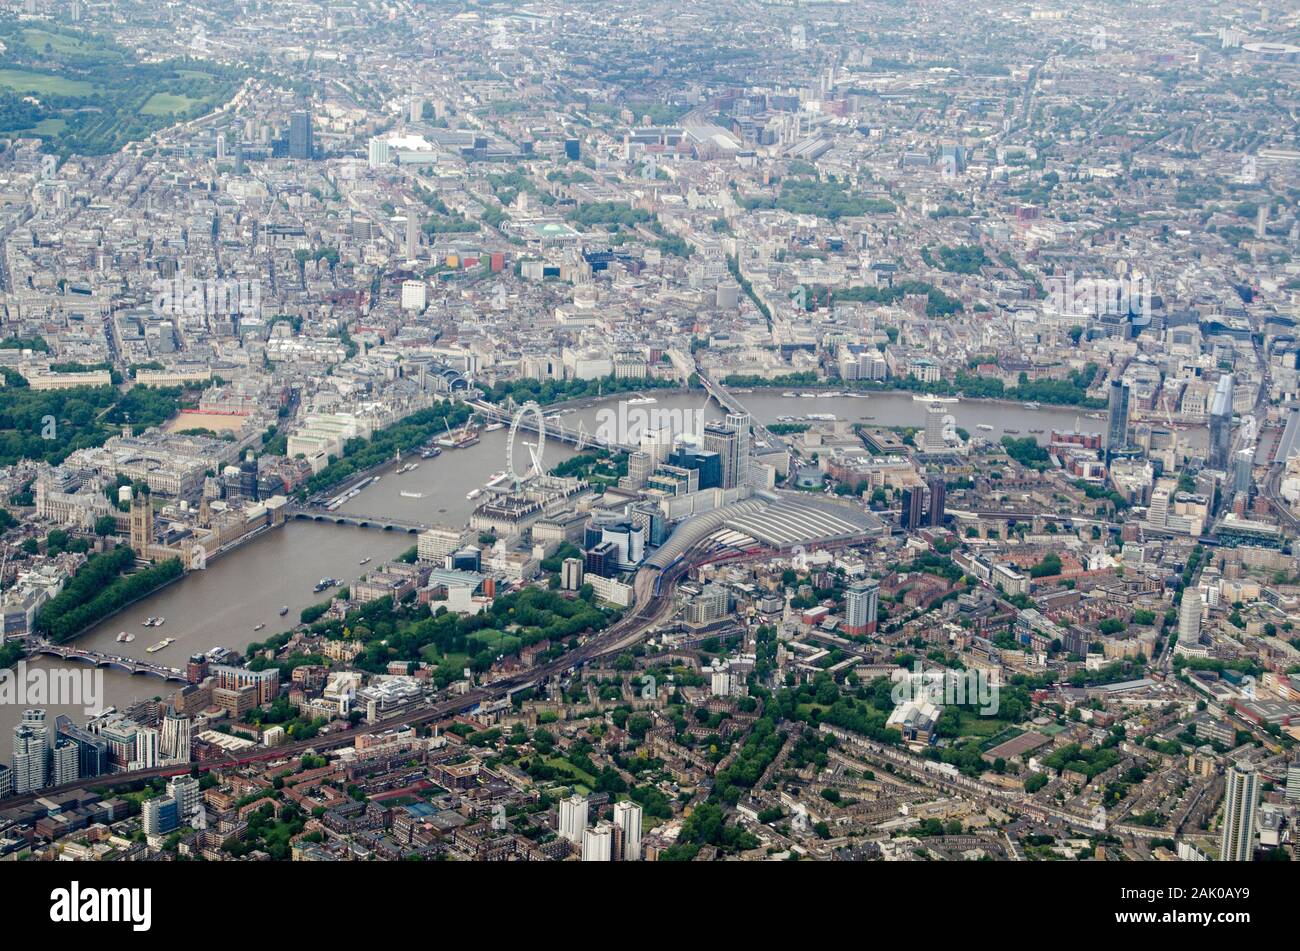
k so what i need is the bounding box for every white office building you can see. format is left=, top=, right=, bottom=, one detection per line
left=51, top=740, right=79, bottom=786
left=559, top=794, right=588, bottom=845
left=923, top=404, right=948, bottom=451
left=367, top=136, right=390, bottom=169
left=401, top=280, right=428, bottom=312
left=130, top=726, right=160, bottom=771
left=844, top=579, right=880, bottom=635
left=1177, top=588, right=1203, bottom=648
left=613, top=800, right=643, bottom=861
left=726, top=411, right=752, bottom=485
left=168, top=774, right=202, bottom=817
left=561, top=557, right=584, bottom=592
left=405, top=214, right=419, bottom=262
left=582, top=821, right=613, bottom=861
left=1220, top=762, right=1259, bottom=861
left=161, top=708, right=192, bottom=764
left=11, top=709, right=49, bottom=794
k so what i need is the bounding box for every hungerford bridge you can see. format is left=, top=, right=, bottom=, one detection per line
left=469, top=399, right=636, bottom=453
left=298, top=376, right=793, bottom=532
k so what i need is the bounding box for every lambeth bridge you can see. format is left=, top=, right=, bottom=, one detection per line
left=26, top=641, right=188, bottom=682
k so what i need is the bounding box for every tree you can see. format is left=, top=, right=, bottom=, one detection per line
left=94, top=514, right=118, bottom=536
left=1030, top=553, right=1062, bottom=578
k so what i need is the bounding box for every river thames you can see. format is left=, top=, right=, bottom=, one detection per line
left=0, top=388, right=1205, bottom=740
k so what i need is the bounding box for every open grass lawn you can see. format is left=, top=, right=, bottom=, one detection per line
left=543, top=756, right=597, bottom=789
left=141, top=92, right=202, bottom=116
left=27, top=117, right=66, bottom=135
left=467, top=629, right=522, bottom=656
left=0, top=68, right=94, bottom=96
left=21, top=28, right=94, bottom=55
left=795, top=703, right=830, bottom=720
left=419, top=646, right=470, bottom=680
left=952, top=708, right=1014, bottom=739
